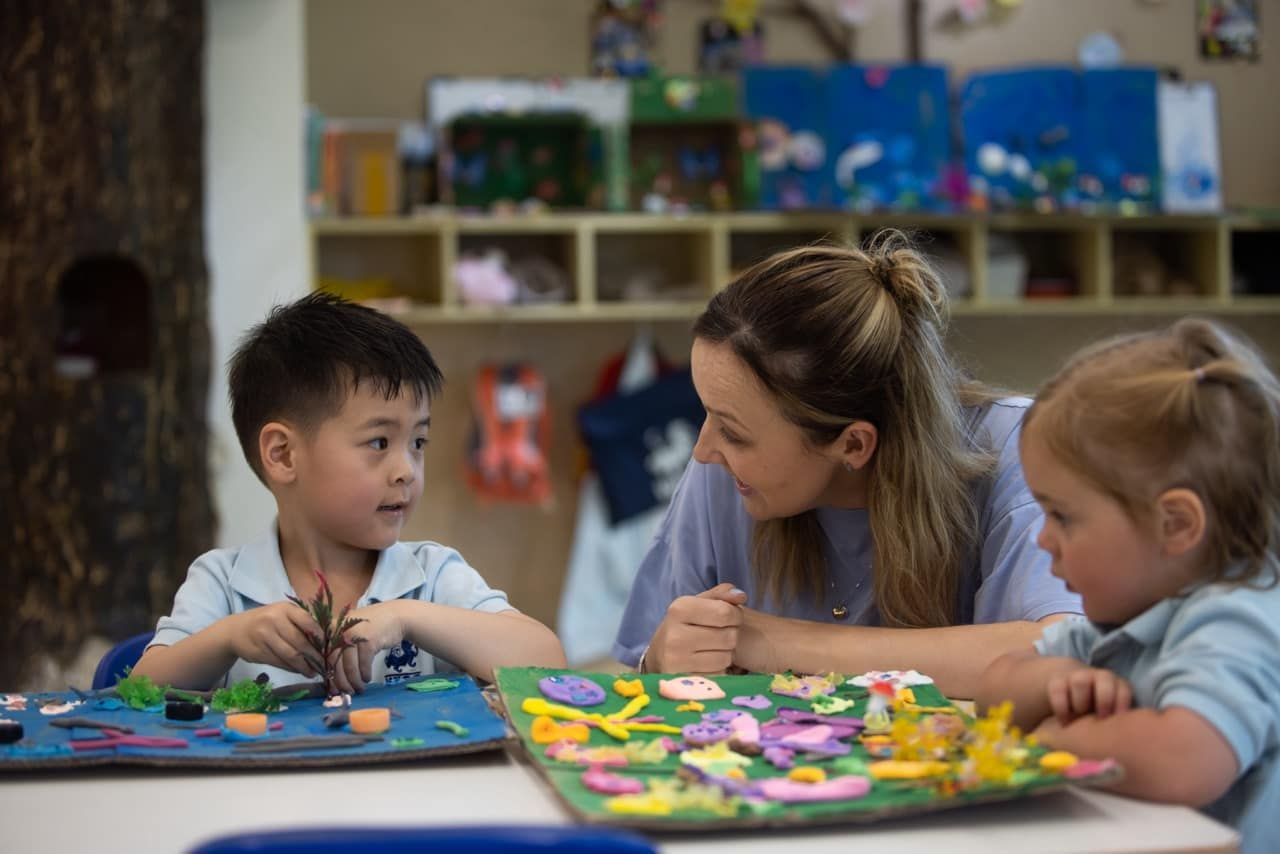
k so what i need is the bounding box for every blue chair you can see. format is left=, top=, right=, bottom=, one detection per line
left=188, top=826, right=658, bottom=854
left=92, top=631, right=154, bottom=689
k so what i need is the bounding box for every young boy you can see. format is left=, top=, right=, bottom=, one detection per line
left=133, top=293, right=565, bottom=691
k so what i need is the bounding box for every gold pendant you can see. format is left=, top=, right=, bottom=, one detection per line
left=832, top=605, right=849, bottom=620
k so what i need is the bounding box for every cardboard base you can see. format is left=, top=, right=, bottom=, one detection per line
left=0, top=674, right=508, bottom=771
left=496, top=667, right=1122, bottom=832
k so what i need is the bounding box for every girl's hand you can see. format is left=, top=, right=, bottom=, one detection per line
left=1046, top=667, right=1133, bottom=725
left=228, top=603, right=323, bottom=678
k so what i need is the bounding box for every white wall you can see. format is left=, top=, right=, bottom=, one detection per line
left=204, top=0, right=310, bottom=546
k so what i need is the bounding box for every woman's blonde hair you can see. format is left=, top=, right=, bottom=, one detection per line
left=693, top=230, right=1000, bottom=627
left=1025, top=317, right=1280, bottom=588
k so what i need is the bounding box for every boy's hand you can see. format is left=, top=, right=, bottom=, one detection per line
left=330, top=602, right=406, bottom=695
left=228, top=603, right=323, bottom=678
left=647, top=583, right=747, bottom=674
left=1046, top=667, right=1133, bottom=725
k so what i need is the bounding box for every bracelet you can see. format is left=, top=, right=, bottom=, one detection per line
left=636, top=645, right=651, bottom=674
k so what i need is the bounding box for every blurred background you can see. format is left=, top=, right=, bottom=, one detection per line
left=2, top=0, right=1277, bottom=689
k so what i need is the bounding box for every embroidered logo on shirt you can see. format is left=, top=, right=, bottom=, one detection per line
left=383, top=640, right=421, bottom=684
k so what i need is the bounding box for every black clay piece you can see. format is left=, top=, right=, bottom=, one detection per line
left=0, top=721, right=23, bottom=743
left=165, top=700, right=204, bottom=721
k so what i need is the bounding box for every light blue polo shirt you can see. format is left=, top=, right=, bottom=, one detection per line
left=613, top=398, right=1081, bottom=665
left=1037, top=578, right=1280, bottom=854
left=151, top=525, right=513, bottom=688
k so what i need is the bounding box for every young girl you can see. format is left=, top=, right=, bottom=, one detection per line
left=978, top=317, right=1280, bottom=854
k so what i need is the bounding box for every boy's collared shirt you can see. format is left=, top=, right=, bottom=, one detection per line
left=1037, top=577, right=1280, bottom=854
left=152, top=524, right=513, bottom=688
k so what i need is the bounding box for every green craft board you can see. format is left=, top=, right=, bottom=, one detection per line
left=496, top=667, right=1121, bottom=831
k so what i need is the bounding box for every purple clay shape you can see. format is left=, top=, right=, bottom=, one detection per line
left=704, top=708, right=747, bottom=724
left=763, top=746, right=795, bottom=769
left=682, top=721, right=733, bottom=746
left=538, top=675, right=606, bottom=707
left=732, top=694, right=772, bottom=710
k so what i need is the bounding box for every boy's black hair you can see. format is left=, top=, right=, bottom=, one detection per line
left=228, top=292, right=444, bottom=481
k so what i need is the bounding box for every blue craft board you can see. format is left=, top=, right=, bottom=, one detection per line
left=0, top=674, right=508, bottom=770
left=960, top=66, right=1083, bottom=209
left=825, top=64, right=953, bottom=212
left=742, top=66, right=831, bottom=209
left=1080, top=68, right=1160, bottom=208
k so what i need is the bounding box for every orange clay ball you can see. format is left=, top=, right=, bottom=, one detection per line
left=224, top=713, right=268, bottom=737
left=349, top=708, right=392, bottom=734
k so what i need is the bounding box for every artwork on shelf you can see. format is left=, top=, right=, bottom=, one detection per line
left=0, top=674, right=506, bottom=770
left=443, top=114, right=596, bottom=211
left=1079, top=68, right=1160, bottom=212
left=428, top=78, right=630, bottom=211
left=825, top=65, right=957, bottom=212
left=1157, top=80, right=1223, bottom=213
left=960, top=67, right=1084, bottom=212
left=495, top=667, right=1120, bottom=830
left=629, top=76, right=755, bottom=212
left=1197, top=0, right=1260, bottom=60
left=741, top=67, right=830, bottom=210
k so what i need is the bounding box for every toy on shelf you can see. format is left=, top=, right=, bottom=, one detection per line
left=590, top=0, right=662, bottom=78
left=699, top=0, right=765, bottom=74
left=466, top=364, right=552, bottom=505
left=428, top=78, right=629, bottom=212
left=496, top=667, right=1120, bottom=830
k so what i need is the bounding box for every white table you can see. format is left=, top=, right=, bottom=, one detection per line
left=0, top=751, right=1238, bottom=853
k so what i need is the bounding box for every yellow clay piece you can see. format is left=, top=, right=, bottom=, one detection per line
left=788, top=766, right=827, bottom=783
left=530, top=714, right=590, bottom=744
left=224, top=713, right=267, bottom=737
left=1039, top=751, right=1079, bottom=771
left=676, top=701, right=705, bottom=712
left=348, top=707, right=391, bottom=734
left=605, top=794, right=672, bottom=816
left=868, top=760, right=951, bottom=780
left=613, top=678, right=644, bottom=698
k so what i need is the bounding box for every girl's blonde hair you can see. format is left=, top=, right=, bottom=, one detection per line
left=693, top=230, right=1001, bottom=627
left=1025, top=317, right=1280, bottom=588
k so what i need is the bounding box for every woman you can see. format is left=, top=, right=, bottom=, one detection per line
left=612, top=232, right=1080, bottom=697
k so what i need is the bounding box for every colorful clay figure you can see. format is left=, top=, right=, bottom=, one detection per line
left=658, top=676, right=725, bottom=701
left=862, top=680, right=895, bottom=733
left=847, top=669, right=935, bottom=688
left=538, top=675, right=607, bottom=707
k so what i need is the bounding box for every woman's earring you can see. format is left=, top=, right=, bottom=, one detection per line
left=843, top=462, right=854, bottom=473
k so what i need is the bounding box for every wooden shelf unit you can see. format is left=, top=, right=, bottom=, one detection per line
left=311, top=212, right=1280, bottom=321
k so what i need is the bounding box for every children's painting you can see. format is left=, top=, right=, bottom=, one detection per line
left=1198, top=0, right=1260, bottom=61
left=496, top=667, right=1121, bottom=830
left=0, top=672, right=506, bottom=770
